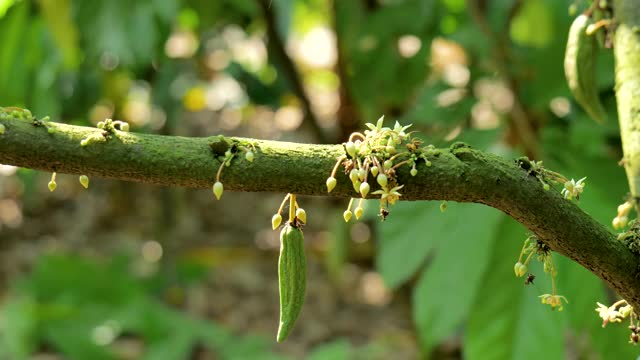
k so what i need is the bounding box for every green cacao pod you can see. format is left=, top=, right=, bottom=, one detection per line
left=564, top=14, right=607, bottom=123
left=277, top=223, right=306, bottom=342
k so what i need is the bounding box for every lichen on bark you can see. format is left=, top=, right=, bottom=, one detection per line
left=0, top=114, right=639, bottom=309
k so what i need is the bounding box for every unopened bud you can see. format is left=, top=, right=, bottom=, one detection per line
left=377, top=174, right=388, bottom=187
left=272, top=214, right=283, bottom=229
left=326, top=177, right=337, bottom=192
left=213, top=181, right=224, bottom=200
left=345, top=141, right=357, bottom=157
left=296, top=208, right=307, bottom=224
left=360, top=182, right=370, bottom=197
left=343, top=210, right=353, bottom=223
left=79, top=175, right=89, bottom=189
left=245, top=150, right=255, bottom=162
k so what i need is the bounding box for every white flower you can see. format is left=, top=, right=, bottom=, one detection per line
left=595, top=302, right=623, bottom=327
left=372, top=184, right=404, bottom=205
left=539, top=294, right=568, bottom=311
left=364, top=115, right=386, bottom=136
left=392, top=121, right=412, bottom=139
left=561, top=177, right=586, bottom=200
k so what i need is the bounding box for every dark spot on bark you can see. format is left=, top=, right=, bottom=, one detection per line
left=209, top=135, right=230, bottom=156
left=449, top=142, right=471, bottom=151
left=515, top=156, right=531, bottom=171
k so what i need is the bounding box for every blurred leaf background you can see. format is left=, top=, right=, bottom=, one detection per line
left=0, top=0, right=636, bottom=358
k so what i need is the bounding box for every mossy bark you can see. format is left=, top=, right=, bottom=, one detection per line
left=614, top=0, right=640, bottom=204
left=1, top=115, right=639, bottom=308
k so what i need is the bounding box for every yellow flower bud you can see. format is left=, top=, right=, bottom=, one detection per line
left=213, top=181, right=224, bottom=200
left=345, top=141, right=357, bottom=157
left=377, top=174, right=388, bottom=187
left=326, top=177, right=337, bottom=192
left=355, top=207, right=363, bottom=220
left=359, top=182, right=370, bottom=197
left=245, top=151, right=255, bottom=162
left=79, top=175, right=89, bottom=189
left=272, top=213, right=283, bottom=229
left=296, top=208, right=307, bottom=224
left=514, top=262, right=527, bottom=277
left=343, top=210, right=353, bottom=223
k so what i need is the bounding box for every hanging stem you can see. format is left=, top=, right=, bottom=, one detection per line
left=289, top=194, right=297, bottom=223
left=277, top=193, right=291, bottom=215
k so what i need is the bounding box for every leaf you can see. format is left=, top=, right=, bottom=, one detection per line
left=510, top=0, right=554, bottom=48
left=43, top=320, right=115, bottom=360
left=401, top=81, right=476, bottom=135
left=72, top=0, right=175, bottom=68
left=0, top=298, right=39, bottom=359
left=0, top=1, right=30, bottom=104
left=464, top=217, right=566, bottom=360
left=411, top=203, right=503, bottom=351
left=558, top=256, right=639, bottom=358
left=142, top=331, right=196, bottom=360
left=2, top=254, right=287, bottom=359
left=308, top=339, right=352, bottom=360
left=543, top=121, right=628, bottom=227
left=377, top=202, right=444, bottom=289
left=0, top=0, right=17, bottom=18
left=38, top=0, right=79, bottom=68
left=335, top=0, right=439, bottom=119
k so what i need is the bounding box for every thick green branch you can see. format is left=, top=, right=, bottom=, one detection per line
left=0, top=116, right=639, bottom=309
left=614, top=0, right=640, bottom=203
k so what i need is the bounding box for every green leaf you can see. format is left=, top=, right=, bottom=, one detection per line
left=411, top=203, right=503, bottom=350
left=510, top=0, right=554, bottom=48
left=464, top=217, right=566, bottom=360
left=0, top=1, right=30, bottom=104
left=377, top=202, right=444, bottom=289
left=0, top=0, right=16, bottom=17
left=401, top=81, right=476, bottom=137
left=308, top=339, right=351, bottom=360
left=72, top=0, right=175, bottom=68
left=44, top=319, right=115, bottom=360
left=142, top=331, right=196, bottom=360
left=558, top=256, right=639, bottom=358
left=543, top=121, right=628, bottom=228
left=0, top=298, right=39, bottom=359
left=38, top=0, right=79, bottom=68
left=335, top=0, right=439, bottom=119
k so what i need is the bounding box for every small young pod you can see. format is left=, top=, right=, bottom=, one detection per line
left=277, top=224, right=307, bottom=342
left=564, top=14, right=607, bottom=123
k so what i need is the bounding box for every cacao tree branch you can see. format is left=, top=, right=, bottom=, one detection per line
left=0, top=115, right=638, bottom=308
left=614, top=0, right=640, bottom=207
